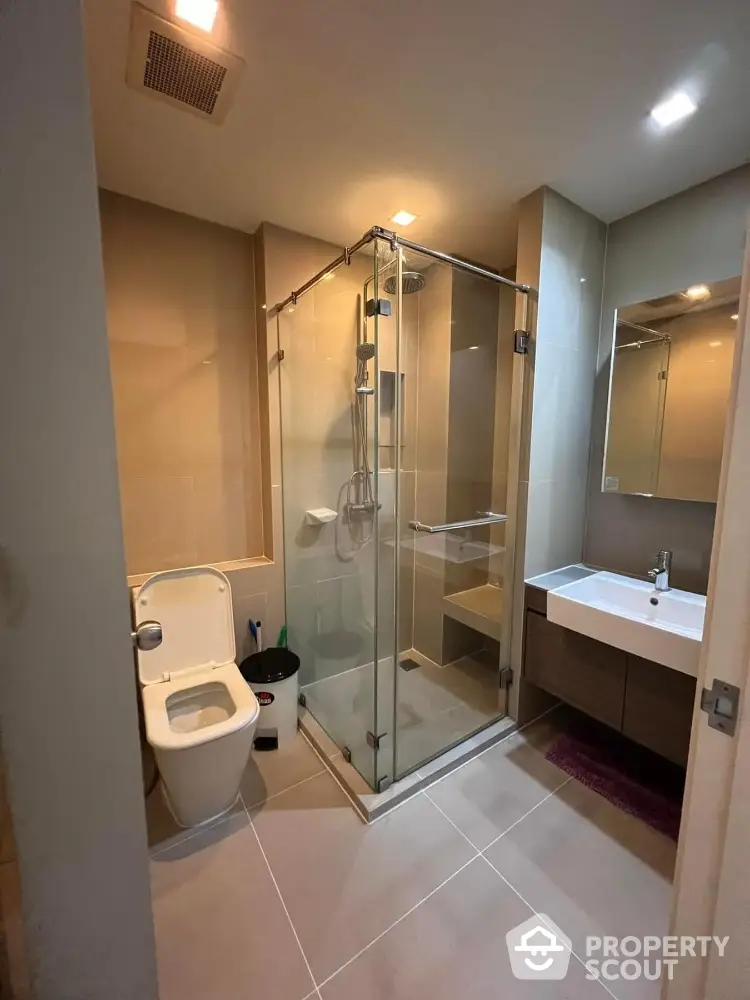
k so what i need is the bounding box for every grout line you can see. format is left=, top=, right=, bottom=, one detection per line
left=421, top=790, right=481, bottom=852
left=314, top=853, right=481, bottom=992
left=479, top=854, right=620, bottom=1000
left=148, top=798, right=241, bottom=858
left=243, top=764, right=329, bottom=813
left=149, top=758, right=331, bottom=858
left=242, top=794, right=323, bottom=1000
left=478, top=775, right=573, bottom=854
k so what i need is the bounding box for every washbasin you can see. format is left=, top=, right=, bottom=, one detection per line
left=546, top=571, right=706, bottom=677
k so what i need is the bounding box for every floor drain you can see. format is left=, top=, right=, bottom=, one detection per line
left=399, top=657, right=420, bottom=672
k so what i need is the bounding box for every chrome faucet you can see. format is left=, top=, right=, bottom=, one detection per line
left=648, top=550, right=673, bottom=592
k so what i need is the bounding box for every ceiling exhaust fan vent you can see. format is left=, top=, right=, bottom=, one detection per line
left=126, top=3, right=244, bottom=124
left=143, top=31, right=227, bottom=115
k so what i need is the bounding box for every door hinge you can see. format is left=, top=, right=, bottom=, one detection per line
left=366, top=730, right=387, bottom=750
left=514, top=330, right=529, bottom=355
left=276, top=349, right=285, bottom=362
left=499, top=666, right=514, bottom=689
left=657, top=369, right=668, bottom=380
left=365, top=297, right=392, bottom=317
left=701, top=678, right=740, bottom=736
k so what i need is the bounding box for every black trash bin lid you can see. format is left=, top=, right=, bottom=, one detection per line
left=240, top=647, right=300, bottom=685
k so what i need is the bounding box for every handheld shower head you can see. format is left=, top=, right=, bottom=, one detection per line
left=356, top=342, right=376, bottom=361
left=355, top=341, right=376, bottom=390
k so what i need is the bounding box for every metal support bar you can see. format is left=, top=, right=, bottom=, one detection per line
left=272, top=226, right=536, bottom=315
left=409, top=512, right=508, bottom=533
left=370, top=226, right=533, bottom=294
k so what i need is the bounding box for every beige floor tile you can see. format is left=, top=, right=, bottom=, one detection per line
left=241, top=732, right=327, bottom=808
left=424, top=717, right=570, bottom=849
left=320, top=856, right=611, bottom=999
left=150, top=811, right=314, bottom=1000
left=145, top=781, right=245, bottom=855
left=485, top=779, right=676, bottom=1000
left=251, top=773, right=476, bottom=982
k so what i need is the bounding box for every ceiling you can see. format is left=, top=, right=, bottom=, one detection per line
left=84, top=0, right=750, bottom=267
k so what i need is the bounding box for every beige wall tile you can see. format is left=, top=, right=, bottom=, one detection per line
left=100, top=190, right=265, bottom=576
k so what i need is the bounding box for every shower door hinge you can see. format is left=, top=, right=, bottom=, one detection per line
left=514, top=330, right=529, bottom=354
left=297, top=691, right=307, bottom=708
left=366, top=730, right=387, bottom=750
left=377, top=775, right=392, bottom=793
left=499, top=666, right=514, bottom=690
left=365, top=298, right=392, bottom=318
left=701, top=678, right=740, bottom=736
left=276, top=349, right=285, bottom=362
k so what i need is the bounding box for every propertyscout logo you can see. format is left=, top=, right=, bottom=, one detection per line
left=506, top=916, right=572, bottom=980
left=505, top=917, right=729, bottom=982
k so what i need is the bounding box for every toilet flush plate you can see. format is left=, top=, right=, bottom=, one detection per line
left=134, top=565, right=235, bottom=686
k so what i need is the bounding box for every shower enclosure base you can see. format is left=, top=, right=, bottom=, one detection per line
left=299, top=705, right=517, bottom=822
left=301, top=647, right=502, bottom=776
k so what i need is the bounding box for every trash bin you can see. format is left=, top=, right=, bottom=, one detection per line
left=239, top=647, right=300, bottom=750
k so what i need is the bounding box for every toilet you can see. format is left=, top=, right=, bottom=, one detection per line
left=135, top=566, right=260, bottom=828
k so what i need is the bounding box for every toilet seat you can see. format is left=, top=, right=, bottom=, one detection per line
left=142, top=662, right=260, bottom=751
left=134, top=566, right=260, bottom=751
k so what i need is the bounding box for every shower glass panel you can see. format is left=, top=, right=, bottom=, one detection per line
left=389, top=249, right=515, bottom=783
left=278, top=241, right=386, bottom=789
left=279, top=234, right=520, bottom=791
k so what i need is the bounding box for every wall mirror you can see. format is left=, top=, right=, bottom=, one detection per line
left=603, top=277, right=741, bottom=502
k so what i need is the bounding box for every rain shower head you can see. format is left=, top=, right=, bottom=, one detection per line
left=384, top=271, right=426, bottom=296
left=356, top=342, right=376, bottom=361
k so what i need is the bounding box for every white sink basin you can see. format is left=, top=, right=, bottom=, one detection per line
left=546, top=571, right=706, bottom=677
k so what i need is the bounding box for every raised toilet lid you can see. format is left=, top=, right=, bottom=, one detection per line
left=135, top=566, right=236, bottom=686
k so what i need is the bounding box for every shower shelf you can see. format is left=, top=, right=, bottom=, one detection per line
left=443, top=584, right=503, bottom=641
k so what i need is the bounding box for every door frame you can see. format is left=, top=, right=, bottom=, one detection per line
left=665, top=227, right=750, bottom=997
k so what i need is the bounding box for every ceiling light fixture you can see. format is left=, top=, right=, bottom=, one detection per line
left=175, top=0, right=219, bottom=32
left=650, top=92, right=697, bottom=129
left=391, top=210, right=417, bottom=227
left=684, top=284, right=711, bottom=301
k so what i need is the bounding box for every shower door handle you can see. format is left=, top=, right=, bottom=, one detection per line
left=408, top=512, right=508, bottom=533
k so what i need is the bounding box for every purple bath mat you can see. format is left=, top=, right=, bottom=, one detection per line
left=546, top=733, right=682, bottom=841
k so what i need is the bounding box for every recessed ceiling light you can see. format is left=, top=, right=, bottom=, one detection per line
left=731, top=313, right=739, bottom=321
left=391, top=210, right=417, bottom=227
left=650, top=92, right=697, bottom=129
left=175, top=0, right=219, bottom=32
left=684, top=284, right=711, bottom=301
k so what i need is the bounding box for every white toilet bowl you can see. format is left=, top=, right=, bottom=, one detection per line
left=135, top=566, right=260, bottom=828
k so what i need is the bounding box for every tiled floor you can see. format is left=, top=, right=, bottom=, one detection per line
left=303, top=649, right=501, bottom=781
left=147, top=709, right=676, bottom=1000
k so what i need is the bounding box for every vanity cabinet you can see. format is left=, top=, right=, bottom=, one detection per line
left=525, top=610, right=627, bottom=729
left=524, top=586, right=696, bottom=766
left=622, top=655, right=696, bottom=766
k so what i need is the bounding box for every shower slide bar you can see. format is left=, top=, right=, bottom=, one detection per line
left=272, top=225, right=535, bottom=317
left=408, top=512, right=508, bottom=533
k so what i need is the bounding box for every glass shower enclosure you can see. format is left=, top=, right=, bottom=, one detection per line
left=277, top=229, right=529, bottom=791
